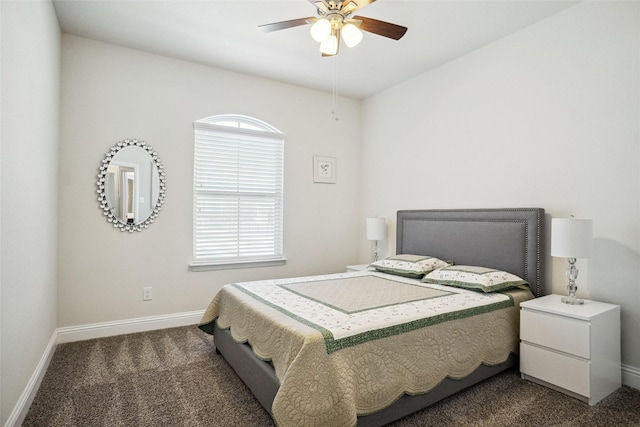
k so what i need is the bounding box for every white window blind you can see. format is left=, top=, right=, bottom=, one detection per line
left=193, top=116, right=285, bottom=268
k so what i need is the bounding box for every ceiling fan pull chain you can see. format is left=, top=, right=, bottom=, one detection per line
left=332, top=55, right=339, bottom=121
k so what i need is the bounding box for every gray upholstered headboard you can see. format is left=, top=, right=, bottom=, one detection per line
left=396, top=208, right=545, bottom=297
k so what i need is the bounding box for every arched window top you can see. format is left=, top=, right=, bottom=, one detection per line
left=196, top=114, right=283, bottom=135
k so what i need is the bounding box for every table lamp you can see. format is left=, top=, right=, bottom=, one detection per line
left=366, top=217, right=387, bottom=262
left=551, top=217, right=593, bottom=305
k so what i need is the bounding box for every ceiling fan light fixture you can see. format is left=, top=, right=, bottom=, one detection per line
left=310, top=18, right=331, bottom=42
left=320, top=34, right=338, bottom=55
left=341, top=22, right=363, bottom=48
left=259, top=1, right=408, bottom=57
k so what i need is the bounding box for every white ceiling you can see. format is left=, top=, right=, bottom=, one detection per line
left=52, top=0, right=578, bottom=100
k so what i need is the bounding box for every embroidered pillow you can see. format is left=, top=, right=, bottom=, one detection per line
left=370, top=254, right=452, bottom=278
left=422, top=265, right=529, bottom=292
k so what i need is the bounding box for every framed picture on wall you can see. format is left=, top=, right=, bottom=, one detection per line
left=313, top=156, right=336, bottom=184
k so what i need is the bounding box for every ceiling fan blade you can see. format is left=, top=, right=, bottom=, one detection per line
left=258, top=17, right=314, bottom=33
left=353, top=15, right=407, bottom=40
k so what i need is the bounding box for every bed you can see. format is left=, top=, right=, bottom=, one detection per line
left=198, top=208, right=545, bottom=426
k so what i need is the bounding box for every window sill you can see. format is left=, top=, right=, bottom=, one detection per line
left=189, top=258, right=287, bottom=272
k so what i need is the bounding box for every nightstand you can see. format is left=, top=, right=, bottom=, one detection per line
left=346, top=264, right=372, bottom=272
left=520, top=294, right=621, bottom=405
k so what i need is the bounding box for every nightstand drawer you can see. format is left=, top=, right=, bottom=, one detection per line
left=521, top=342, right=590, bottom=396
left=521, top=309, right=590, bottom=358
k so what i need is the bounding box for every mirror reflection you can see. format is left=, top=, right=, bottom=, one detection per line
left=106, top=146, right=159, bottom=224
left=97, top=139, right=166, bottom=232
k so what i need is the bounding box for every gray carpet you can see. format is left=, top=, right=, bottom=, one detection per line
left=24, top=326, right=640, bottom=426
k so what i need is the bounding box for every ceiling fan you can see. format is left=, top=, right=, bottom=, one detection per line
left=259, top=0, right=408, bottom=56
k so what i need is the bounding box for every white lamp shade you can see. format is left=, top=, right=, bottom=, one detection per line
left=319, top=34, right=338, bottom=55
left=551, top=218, right=593, bottom=258
left=310, top=18, right=331, bottom=42
left=366, top=217, right=387, bottom=241
left=341, top=23, right=363, bottom=48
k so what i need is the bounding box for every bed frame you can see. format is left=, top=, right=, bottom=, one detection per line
left=212, top=207, right=545, bottom=426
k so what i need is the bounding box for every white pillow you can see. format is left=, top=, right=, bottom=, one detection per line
left=422, top=265, right=528, bottom=292
left=370, top=254, right=452, bottom=278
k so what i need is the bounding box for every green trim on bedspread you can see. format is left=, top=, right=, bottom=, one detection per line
left=231, top=284, right=514, bottom=354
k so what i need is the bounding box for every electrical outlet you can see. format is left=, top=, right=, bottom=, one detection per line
left=143, top=286, right=152, bottom=301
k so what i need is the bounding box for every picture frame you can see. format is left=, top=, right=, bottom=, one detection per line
left=313, top=156, right=337, bottom=184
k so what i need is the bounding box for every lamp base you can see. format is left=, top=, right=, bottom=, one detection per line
left=371, top=240, right=380, bottom=263
left=562, top=258, right=584, bottom=305
left=561, top=295, right=584, bottom=305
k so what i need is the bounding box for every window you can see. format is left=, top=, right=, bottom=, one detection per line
left=191, top=115, right=285, bottom=270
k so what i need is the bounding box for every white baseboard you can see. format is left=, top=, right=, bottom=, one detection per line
left=4, top=330, right=58, bottom=427
left=4, top=310, right=205, bottom=427
left=622, top=363, right=640, bottom=390
left=56, top=310, right=205, bottom=344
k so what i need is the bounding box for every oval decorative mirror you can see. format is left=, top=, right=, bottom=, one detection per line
left=96, top=139, right=166, bottom=232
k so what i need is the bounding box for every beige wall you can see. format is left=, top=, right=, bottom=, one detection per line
left=1, top=1, right=60, bottom=423
left=361, top=2, right=640, bottom=370
left=57, top=35, right=362, bottom=327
